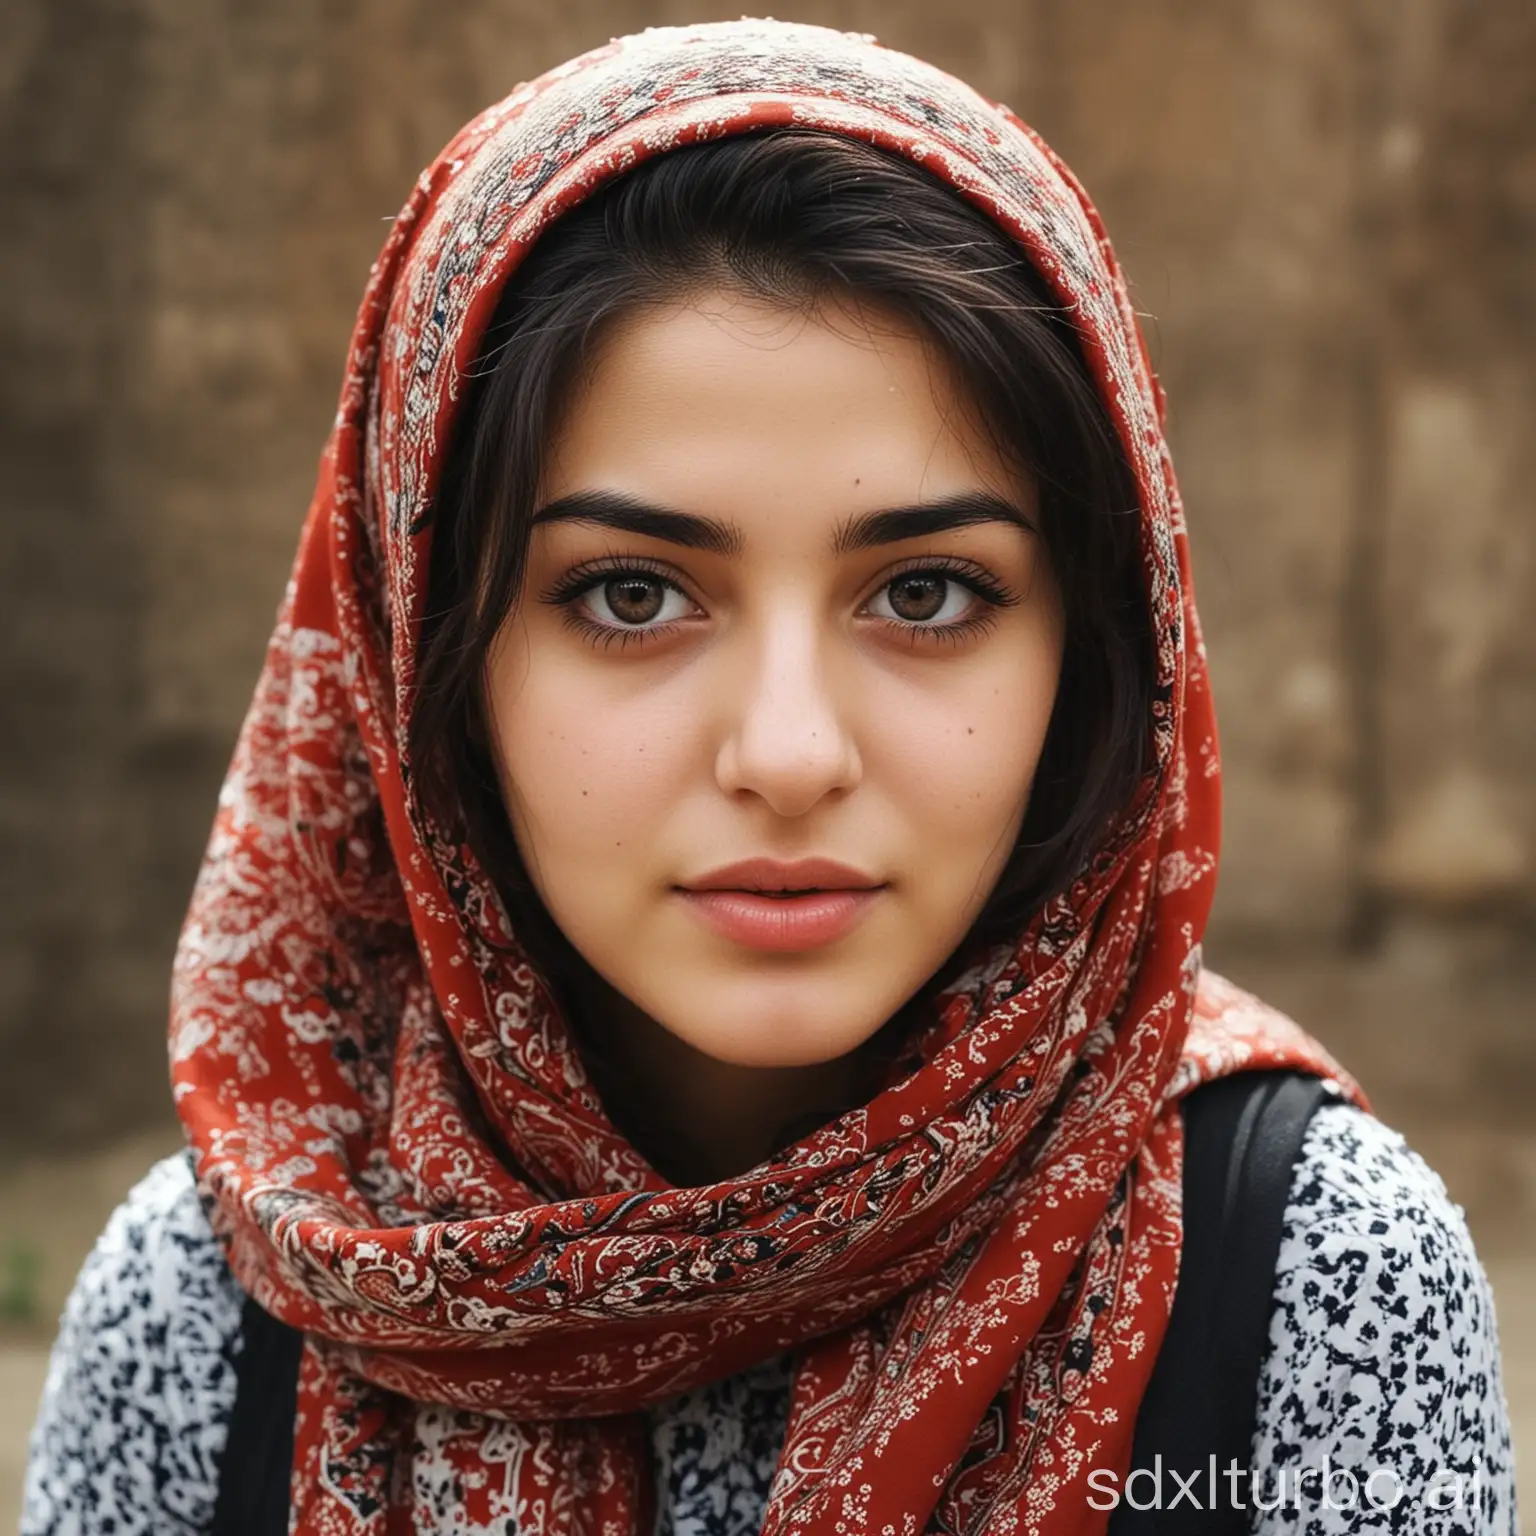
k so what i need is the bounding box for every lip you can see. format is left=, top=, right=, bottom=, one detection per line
left=675, top=858, right=886, bottom=953
left=681, top=857, right=883, bottom=894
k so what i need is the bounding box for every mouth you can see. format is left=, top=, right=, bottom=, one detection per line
left=679, top=856, right=884, bottom=895
left=675, top=857, right=887, bottom=952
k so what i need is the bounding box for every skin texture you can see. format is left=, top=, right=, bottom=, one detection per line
left=483, top=289, right=1064, bottom=1183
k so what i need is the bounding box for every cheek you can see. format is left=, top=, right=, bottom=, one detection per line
left=867, top=651, right=1059, bottom=877
left=485, top=644, right=692, bottom=884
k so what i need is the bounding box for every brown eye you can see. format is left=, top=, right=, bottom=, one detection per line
left=551, top=563, right=698, bottom=638
left=867, top=568, right=995, bottom=629
left=886, top=573, right=948, bottom=622
left=601, top=575, right=667, bottom=625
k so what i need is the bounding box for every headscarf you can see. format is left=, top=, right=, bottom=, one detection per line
left=170, top=20, right=1364, bottom=1534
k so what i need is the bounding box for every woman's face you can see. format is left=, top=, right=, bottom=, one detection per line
left=483, top=289, right=1064, bottom=1070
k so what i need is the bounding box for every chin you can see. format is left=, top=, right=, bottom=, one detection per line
left=657, top=984, right=899, bottom=1070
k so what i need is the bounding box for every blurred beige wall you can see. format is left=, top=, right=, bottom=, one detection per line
left=0, top=0, right=1532, bottom=1154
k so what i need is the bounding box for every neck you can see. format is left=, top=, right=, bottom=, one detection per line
left=563, top=972, right=890, bottom=1186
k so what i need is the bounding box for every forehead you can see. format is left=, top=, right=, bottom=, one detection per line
left=536, top=290, right=1028, bottom=541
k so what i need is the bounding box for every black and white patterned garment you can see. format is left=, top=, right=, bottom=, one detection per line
left=21, top=1103, right=1517, bottom=1535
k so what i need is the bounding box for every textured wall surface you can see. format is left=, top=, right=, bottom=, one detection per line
left=1, top=0, right=1531, bottom=1152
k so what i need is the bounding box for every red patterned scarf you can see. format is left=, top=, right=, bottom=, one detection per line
left=170, top=20, right=1364, bottom=1534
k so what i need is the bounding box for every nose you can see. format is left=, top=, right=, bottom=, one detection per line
left=714, top=605, right=862, bottom=818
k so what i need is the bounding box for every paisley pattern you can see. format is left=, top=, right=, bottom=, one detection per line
left=167, top=19, right=1365, bottom=1535
left=25, top=1109, right=1516, bottom=1533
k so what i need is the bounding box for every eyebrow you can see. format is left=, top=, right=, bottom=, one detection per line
left=528, top=488, right=1037, bottom=555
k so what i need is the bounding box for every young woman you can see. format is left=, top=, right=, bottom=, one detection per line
left=24, top=19, right=1514, bottom=1536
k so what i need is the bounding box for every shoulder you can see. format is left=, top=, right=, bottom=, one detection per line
left=22, top=1151, right=246, bottom=1536
left=1250, top=1099, right=1517, bottom=1534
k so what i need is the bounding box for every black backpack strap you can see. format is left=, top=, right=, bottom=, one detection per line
left=209, top=1293, right=306, bottom=1536
left=1108, top=1069, right=1332, bottom=1533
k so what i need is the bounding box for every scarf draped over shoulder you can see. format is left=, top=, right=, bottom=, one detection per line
left=169, top=19, right=1364, bottom=1534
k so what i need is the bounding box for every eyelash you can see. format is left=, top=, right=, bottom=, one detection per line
left=540, top=554, right=1018, bottom=651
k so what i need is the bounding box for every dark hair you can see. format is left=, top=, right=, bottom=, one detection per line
left=411, top=129, right=1152, bottom=987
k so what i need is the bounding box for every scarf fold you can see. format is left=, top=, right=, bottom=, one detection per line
left=170, top=20, right=1364, bottom=1534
